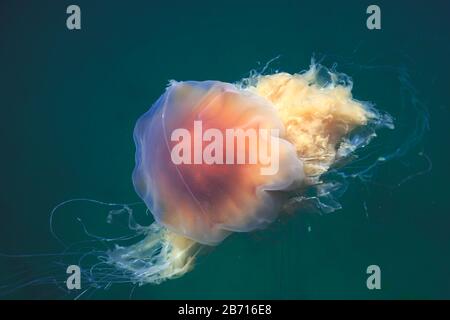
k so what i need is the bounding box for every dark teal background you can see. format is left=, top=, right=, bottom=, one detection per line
left=1, top=0, right=449, bottom=299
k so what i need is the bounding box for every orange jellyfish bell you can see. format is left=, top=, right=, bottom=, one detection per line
left=133, top=80, right=304, bottom=246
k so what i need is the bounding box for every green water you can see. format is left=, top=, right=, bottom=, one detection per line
left=1, top=0, right=449, bottom=299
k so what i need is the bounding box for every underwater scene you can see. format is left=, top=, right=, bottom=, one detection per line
left=0, top=0, right=449, bottom=300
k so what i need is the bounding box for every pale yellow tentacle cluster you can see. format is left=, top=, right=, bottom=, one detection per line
left=248, top=69, right=372, bottom=178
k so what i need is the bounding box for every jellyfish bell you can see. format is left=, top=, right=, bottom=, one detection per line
left=133, top=80, right=304, bottom=245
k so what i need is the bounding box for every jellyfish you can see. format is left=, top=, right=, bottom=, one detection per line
left=104, top=63, right=393, bottom=284
left=3, top=60, right=427, bottom=298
